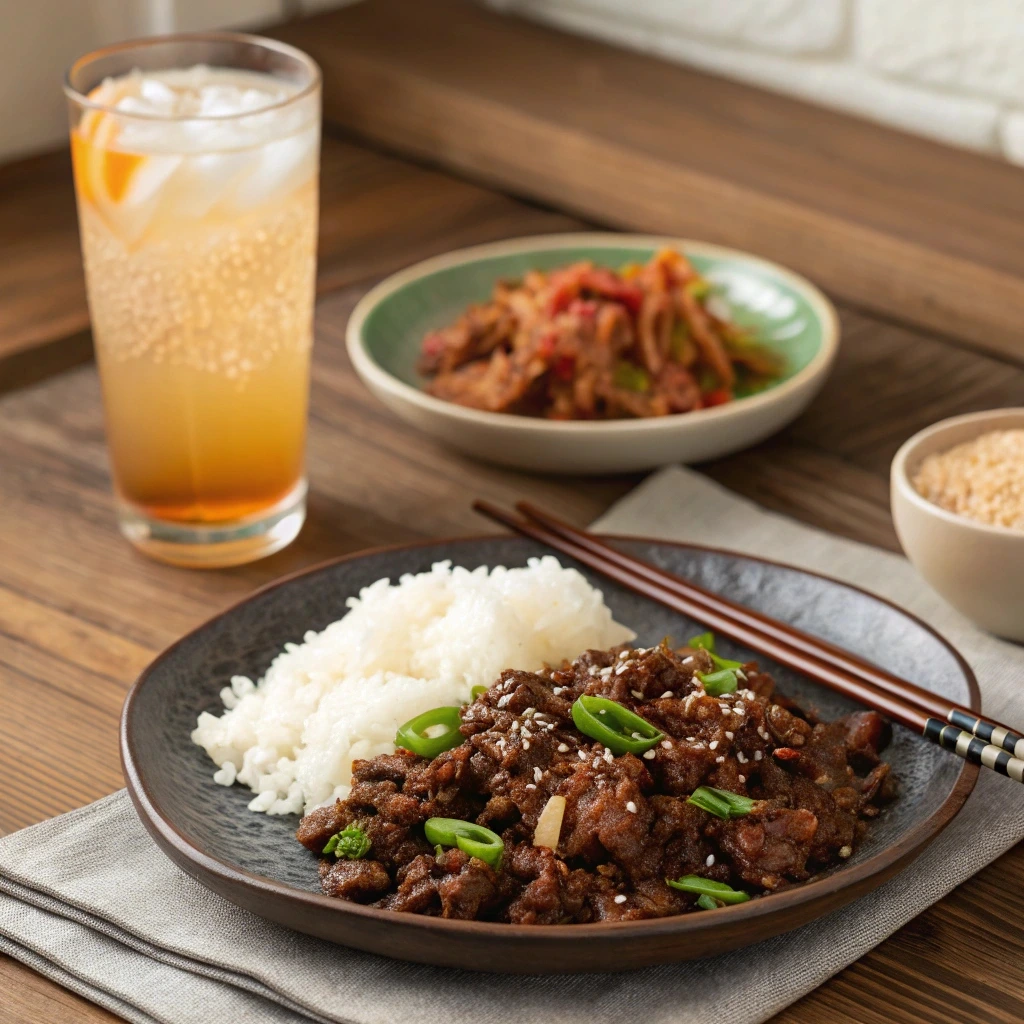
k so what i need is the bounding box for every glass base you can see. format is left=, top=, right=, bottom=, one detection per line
left=118, top=480, right=306, bottom=568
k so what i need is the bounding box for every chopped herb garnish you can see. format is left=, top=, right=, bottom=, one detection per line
left=323, top=825, right=371, bottom=860
left=471, top=685, right=488, bottom=700
left=687, top=786, right=756, bottom=820
left=696, top=893, right=721, bottom=910
left=613, top=362, right=651, bottom=393
left=685, top=279, right=712, bottom=301
left=698, top=667, right=740, bottom=697
left=667, top=874, right=750, bottom=904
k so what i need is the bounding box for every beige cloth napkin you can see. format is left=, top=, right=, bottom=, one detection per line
left=2, top=466, right=1022, bottom=1024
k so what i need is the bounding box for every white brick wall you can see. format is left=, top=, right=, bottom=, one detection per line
left=490, top=0, right=1024, bottom=164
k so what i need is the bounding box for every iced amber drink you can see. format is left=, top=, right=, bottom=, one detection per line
left=65, top=36, right=320, bottom=567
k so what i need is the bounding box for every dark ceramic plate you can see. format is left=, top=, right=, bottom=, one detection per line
left=122, top=537, right=978, bottom=973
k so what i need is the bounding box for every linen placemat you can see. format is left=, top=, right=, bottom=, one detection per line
left=2, top=465, right=1022, bottom=1024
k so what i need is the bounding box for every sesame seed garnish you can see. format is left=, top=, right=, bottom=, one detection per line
left=522, top=740, right=530, bottom=749
left=686, top=736, right=695, bottom=742
left=614, top=894, right=627, bottom=904
left=737, top=751, right=748, bottom=764
left=661, top=739, right=673, bottom=749
left=511, top=721, right=519, bottom=732
left=593, top=758, right=602, bottom=768
left=709, top=740, right=719, bottom=750
left=497, top=694, right=512, bottom=707
left=706, top=854, right=715, bottom=867
left=735, top=703, right=745, bottom=713
left=660, top=691, right=674, bottom=698
left=604, top=748, right=614, bottom=763
left=533, top=767, right=543, bottom=783
left=578, top=750, right=588, bottom=761
left=631, top=689, right=644, bottom=699
left=525, top=783, right=536, bottom=790
left=615, top=663, right=630, bottom=675
left=619, top=651, right=629, bottom=659
left=626, top=801, right=637, bottom=813
left=557, top=743, right=569, bottom=753
left=738, top=774, right=746, bottom=783
left=682, top=656, right=694, bottom=664
left=839, top=845, right=852, bottom=858
left=553, top=686, right=564, bottom=694
left=725, top=731, right=734, bottom=740
left=643, top=750, right=656, bottom=760
left=715, top=755, right=725, bottom=763
left=754, top=750, right=763, bottom=761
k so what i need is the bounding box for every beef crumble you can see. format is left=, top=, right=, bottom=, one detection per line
left=296, top=644, right=897, bottom=923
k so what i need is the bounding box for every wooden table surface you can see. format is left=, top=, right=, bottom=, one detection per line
left=2, top=135, right=1023, bottom=1024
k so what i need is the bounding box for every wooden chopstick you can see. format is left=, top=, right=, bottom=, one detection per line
left=473, top=499, right=1024, bottom=785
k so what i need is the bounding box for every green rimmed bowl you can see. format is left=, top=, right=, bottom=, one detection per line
left=347, top=234, right=839, bottom=473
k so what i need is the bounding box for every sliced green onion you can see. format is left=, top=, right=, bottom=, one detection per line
left=471, top=685, right=488, bottom=700
left=696, top=893, right=721, bottom=910
left=698, top=668, right=739, bottom=697
left=424, top=817, right=504, bottom=870
left=322, top=825, right=371, bottom=859
left=689, top=631, right=745, bottom=672
left=571, top=695, right=664, bottom=755
left=395, top=706, right=463, bottom=758
left=666, top=875, right=750, bottom=904
left=689, top=631, right=716, bottom=653
left=687, top=786, right=755, bottom=820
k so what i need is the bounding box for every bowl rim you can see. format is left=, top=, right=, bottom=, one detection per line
left=891, top=407, right=1024, bottom=539
left=345, top=232, right=841, bottom=436
left=121, top=533, right=979, bottom=951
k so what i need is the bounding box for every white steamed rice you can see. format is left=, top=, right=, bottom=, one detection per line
left=191, top=557, right=633, bottom=815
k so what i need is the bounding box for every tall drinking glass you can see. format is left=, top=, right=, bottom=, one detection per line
left=65, top=35, right=320, bottom=567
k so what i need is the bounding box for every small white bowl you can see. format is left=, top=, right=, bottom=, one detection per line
left=346, top=234, right=839, bottom=474
left=891, top=408, right=1024, bottom=641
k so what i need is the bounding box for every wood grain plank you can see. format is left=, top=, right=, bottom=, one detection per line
left=274, top=0, right=1024, bottom=362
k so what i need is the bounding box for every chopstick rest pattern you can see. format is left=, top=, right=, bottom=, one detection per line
left=924, top=719, right=1024, bottom=781
left=946, top=709, right=1024, bottom=760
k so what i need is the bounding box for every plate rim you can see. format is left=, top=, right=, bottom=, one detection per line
left=121, top=533, right=979, bottom=948
left=345, top=231, right=841, bottom=437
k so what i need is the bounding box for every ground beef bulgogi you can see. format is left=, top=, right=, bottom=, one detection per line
left=417, top=249, right=780, bottom=420
left=296, top=643, right=897, bottom=923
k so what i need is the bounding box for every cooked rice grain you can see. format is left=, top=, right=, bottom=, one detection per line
left=191, top=557, right=633, bottom=814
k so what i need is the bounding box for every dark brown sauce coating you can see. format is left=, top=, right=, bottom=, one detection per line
left=296, top=645, right=896, bottom=923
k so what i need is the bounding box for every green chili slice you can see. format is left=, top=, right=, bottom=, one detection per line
left=395, top=706, right=463, bottom=758
left=571, top=695, right=664, bottom=755
left=689, top=631, right=745, bottom=673
left=322, top=825, right=371, bottom=859
left=471, top=685, right=488, bottom=700
left=698, top=668, right=740, bottom=697
left=666, top=875, right=751, bottom=904
left=696, top=893, right=721, bottom=910
left=687, top=786, right=755, bottom=820
left=424, top=817, right=504, bottom=870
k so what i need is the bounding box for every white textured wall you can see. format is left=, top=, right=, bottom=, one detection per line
left=490, top=0, right=1024, bottom=163
left=0, top=0, right=338, bottom=163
